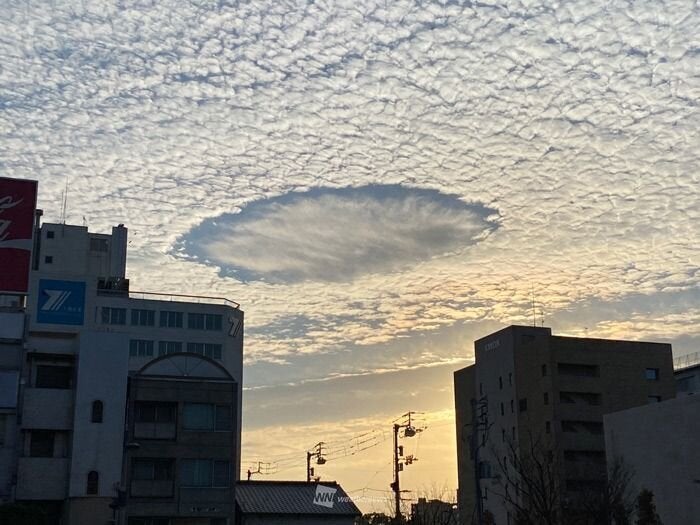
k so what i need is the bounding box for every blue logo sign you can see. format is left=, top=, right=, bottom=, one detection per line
left=37, top=279, right=86, bottom=325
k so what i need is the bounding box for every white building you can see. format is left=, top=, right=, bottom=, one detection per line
left=604, top=395, right=700, bottom=525
left=3, top=219, right=244, bottom=524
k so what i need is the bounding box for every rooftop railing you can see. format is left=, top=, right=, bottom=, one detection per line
left=98, top=288, right=240, bottom=309
left=674, top=351, right=700, bottom=371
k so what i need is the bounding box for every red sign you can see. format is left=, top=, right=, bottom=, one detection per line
left=0, top=177, right=38, bottom=294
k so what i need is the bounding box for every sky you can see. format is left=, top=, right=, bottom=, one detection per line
left=1, top=0, right=699, bottom=514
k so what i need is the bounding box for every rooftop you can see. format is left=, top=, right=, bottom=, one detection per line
left=235, top=481, right=361, bottom=516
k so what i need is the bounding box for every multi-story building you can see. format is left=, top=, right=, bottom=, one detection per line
left=2, top=209, right=244, bottom=523
left=454, top=325, right=675, bottom=525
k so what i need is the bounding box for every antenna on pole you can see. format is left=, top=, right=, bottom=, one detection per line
left=531, top=285, right=537, bottom=327
left=60, top=179, right=68, bottom=225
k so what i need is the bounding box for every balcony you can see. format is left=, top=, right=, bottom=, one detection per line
left=22, top=388, right=73, bottom=429
left=130, top=480, right=174, bottom=498
left=134, top=422, right=176, bottom=440
left=16, top=457, right=69, bottom=500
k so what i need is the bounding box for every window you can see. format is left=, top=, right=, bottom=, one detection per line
left=129, top=340, right=154, bottom=358
left=90, top=238, right=109, bottom=252
left=133, top=458, right=174, bottom=481
left=543, top=392, right=549, bottom=405
left=561, top=421, right=604, bottom=435
left=510, top=400, right=514, bottom=413
left=46, top=230, right=55, bottom=239
left=541, top=364, right=547, bottom=377
left=479, top=383, right=483, bottom=395
left=545, top=421, right=551, bottom=434
left=501, top=429, right=506, bottom=443
left=508, top=373, right=512, bottom=386
left=91, top=400, right=104, bottom=423
left=35, top=365, right=72, bottom=389
left=478, top=461, right=492, bottom=479
left=86, top=471, right=99, bottom=495
left=559, top=392, right=601, bottom=406
left=29, top=430, right=55, bottom=457
left=159, top=311, right=183, bottom=328
left=180, top=459, right=230, bottom=488
left=499, top=376, right=503, bottom=390
left=135, top=402, right=175, bottom=423
left=512, top=426, right=516, bottom=440
left=500, top=403, right=504, bottom=416
left=645, top=368, right=660, bottom=380
left=131, top=309, right=155, bottom=326
left=518, top=398, right=528, bottom=412
left=44, top=256, right=53, bottom=264
left=648, top=395, right=662, bottom=404
left=186, top=343, right=222, bottom=360
left=183, top=403, right=231, bottom=431
left=158, top=341, right=183, bottom=356
left=187, top=313, right=222, bottom=331
left=102, top=307, right=126, bottom=325
left=557, top=363, right=599, bottom=377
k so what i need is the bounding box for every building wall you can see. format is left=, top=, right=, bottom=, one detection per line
left=68, top=331, right=129, bottom=500
left=604, top=395, right=700, bottom=525
left=125, top=375, right=238, bottom=523
left=675, top=364, right=700, bottom=395
left=12, top=220, right=245, bottom=517
left=455, top=325, right=676, bottom=523
left=473, top=326, right=519, bottom=525
left=453, top=365, right=475, bottom=525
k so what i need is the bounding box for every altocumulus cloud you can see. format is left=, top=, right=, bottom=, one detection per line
left=176, top=185, right=498, bottom=283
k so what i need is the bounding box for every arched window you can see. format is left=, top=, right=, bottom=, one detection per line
left=86, top=471, right=99, bottom=495
left=91, top=400, right=103, bottom=423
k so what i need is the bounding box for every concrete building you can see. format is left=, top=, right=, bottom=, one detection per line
left=604, top=394, right=700, bottom=525
left=674, top=351, right=700, bottom=395
left=3, top=218, right=244, bottom=524
left=453, top=325, right=675, bottom=525
left=234, top=481, right=361, bottom=525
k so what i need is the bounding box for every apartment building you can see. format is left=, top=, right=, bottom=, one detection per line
left=453, top=325, right=675, bottom=524
left=0, top=177, right=244, bottom=525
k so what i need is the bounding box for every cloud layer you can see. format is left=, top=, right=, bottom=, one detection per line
left=1, top=0, right=699, bottom=504
left=178, top=185, right=498, bottom=283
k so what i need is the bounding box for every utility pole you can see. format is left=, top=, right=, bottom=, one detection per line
left=391, top=412, right=422, bottom=524
left=306, top=442, right=326, bottom=482
left=393, top=423, right=401, bottom=521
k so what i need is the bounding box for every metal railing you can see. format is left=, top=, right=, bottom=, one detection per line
left=97, top=288, right=240, bottom=309
left=674, top=351, right=700, bottom=371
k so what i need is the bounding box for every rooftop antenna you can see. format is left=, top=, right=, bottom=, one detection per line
left=531, top=286, right=537, bottom=327
left=60, top=180, right=68, bottom=226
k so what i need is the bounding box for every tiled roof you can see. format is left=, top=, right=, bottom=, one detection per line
left=235, top=481, right=361, bottom=516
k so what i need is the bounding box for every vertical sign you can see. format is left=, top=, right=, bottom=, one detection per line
left=0, top=177, right=38, bottom=294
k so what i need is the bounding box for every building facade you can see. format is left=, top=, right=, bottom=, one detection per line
left=454, top=325, right=675, bottom=524
left=2, top=216, right=244, bottom=524
left=604, top=394, right=700, bottom=525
